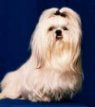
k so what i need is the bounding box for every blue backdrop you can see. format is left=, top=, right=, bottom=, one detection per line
left=0, top=0, right=95, bottom=107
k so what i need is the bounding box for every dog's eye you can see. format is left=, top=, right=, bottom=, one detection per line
left=49, top=26, right=54, bottom=31
left=63, top=27, right=68, bottom=31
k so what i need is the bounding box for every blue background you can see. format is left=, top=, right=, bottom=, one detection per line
left=0, top=0, right=95, bottom=107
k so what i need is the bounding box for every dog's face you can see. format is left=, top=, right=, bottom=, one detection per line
left=47, top=15, right=69, bottom=41
left=31, top=7, right=82, bottom=68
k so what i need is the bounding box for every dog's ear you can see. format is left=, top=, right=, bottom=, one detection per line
left=39, top=8, right=58, bottom=22
left=60, top=7, right=81, bottom=26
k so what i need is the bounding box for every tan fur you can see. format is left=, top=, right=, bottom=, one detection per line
left=0, top=7, right=83, bottom=102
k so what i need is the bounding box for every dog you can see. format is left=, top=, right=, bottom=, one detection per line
left=0, top=7, right=83, bottom=102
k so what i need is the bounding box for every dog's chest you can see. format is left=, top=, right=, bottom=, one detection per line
left=27, top=70, right=61, bottom=90
left=22, top=69, right=76, bottom=101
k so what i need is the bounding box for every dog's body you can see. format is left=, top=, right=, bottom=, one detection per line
left=0, top=7, right=83, bottom=102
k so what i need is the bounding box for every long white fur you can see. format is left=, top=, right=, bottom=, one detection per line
left=0, top=7, right=82, bottom=102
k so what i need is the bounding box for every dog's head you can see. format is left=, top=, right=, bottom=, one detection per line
left=31, top=7, right=82, bottom=68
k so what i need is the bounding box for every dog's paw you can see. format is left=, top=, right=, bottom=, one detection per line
left=0, top=93, right=5, bottom=100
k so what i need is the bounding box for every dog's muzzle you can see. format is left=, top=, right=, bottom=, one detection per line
left=55, top=30, right=63, bottom=40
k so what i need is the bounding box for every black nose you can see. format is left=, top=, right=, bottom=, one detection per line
left=55, top=30, right=62, bottom=36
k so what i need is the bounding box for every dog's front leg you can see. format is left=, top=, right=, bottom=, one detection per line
left=0, top=71, right=22, bottom=100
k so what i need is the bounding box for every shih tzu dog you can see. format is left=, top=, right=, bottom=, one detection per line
left=0, top=7, right=83, bottom=102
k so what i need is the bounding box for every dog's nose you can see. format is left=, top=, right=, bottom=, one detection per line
left=55, top=30, right=63, bottom=40
left=55, top=30, right=62, bottom=36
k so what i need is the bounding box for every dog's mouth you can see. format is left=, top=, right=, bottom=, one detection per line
left=56, top=35, right=63, bottom=40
